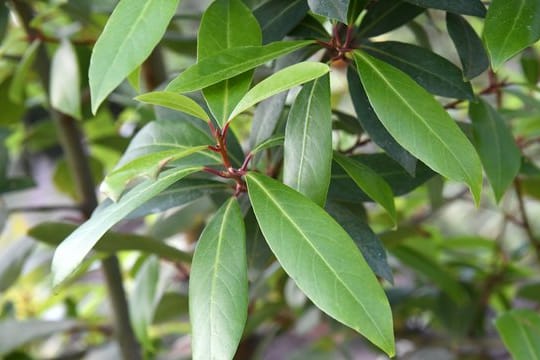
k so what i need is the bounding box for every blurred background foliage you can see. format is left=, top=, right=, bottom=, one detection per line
left=1, top=0, right=540, bottom=359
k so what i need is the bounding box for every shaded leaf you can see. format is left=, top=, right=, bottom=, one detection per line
left=283, top=74, right=332, bottom=206
left=246, top=172, right=395, bottom=356
left=0, top=238, right=34, bottom=293
left=348, top=0, right=369, bottom=25
left=166, top=41, right=313, bottom=93
left=199, top=0, right=261, bottom=125
left=334, top=153, right=396, bottom=223
left=362, top=41, right=474, bottom=100
left=50, top=40, right=81, bottom=119
left=354, top=51, right=482, bottom=204
left=51, top=166, right=202, bottom=286
left=0, top=320, right=78, bottom=355
left=483, top=0, right=540, bottom=71
left=403, top=0, right=486, bottom=17
left=495, top=309, right=540, bottom=360
left=391, top=245, right=469, bottom=303
left=251, top=135, right=284, bottom=155
left=89, top=0, right=180, bottom=113
left=357, top=0, right=424, bottom=38
left=102, top=145, right=208, bottom=201
left=326, top=202, right=393, bottom=283
left=347, top=67, right=416, bottom=175
left=229, top=62, right=329, bottom=121
left=446, top=13, right=489, bottom=79
left=308, top=0, right=350, bottom=23
left=254, top=0, right=309, bottom=43
left=469, top=99, right=521, bottom=202
left=189, top=198, right=248, bottom=360
left=245, top=208, right=273, bottom=281
left=135, top=92, right=210, bottom=122
left=290, top=14, right=330, bottom=40
left=29, top=222, right=191, bottom=263
left=9, top=40, right=40, bottom=103
left=521, top=48, right=540, bottom=86
left=329, top=153, right=434, bottom=203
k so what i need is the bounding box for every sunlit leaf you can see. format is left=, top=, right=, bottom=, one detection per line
left=89, top=0, right=180, bottom=113
left=495, top=309, right=540, bottom=360
left=189, top=198, right=248, bottom=360
left=353, top=51, right=482, bottom=204
left=246, top=172, right=395, bottom=356
left=135, top=92, right=210, bottom=122
left=50, top=40, right=81, bottom=119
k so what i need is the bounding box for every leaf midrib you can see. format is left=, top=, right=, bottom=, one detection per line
left=357, top=53, right=474, bottom=185
left=248, top=174, right=388, bottom=346
left=492, top=0, right=526, bottom=63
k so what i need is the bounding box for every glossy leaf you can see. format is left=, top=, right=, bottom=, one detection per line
left=402, top=0, right=486, bottom=17
left=334, top=152, right=396, bottom=223
left=362, top=41, right=474, bottom=100
left=50, top=40, right=81, bottom=119
left=189, top=198, right=248, bottom=360
left=326, top=202, right=393, bottom=283
left=495, top=309, right=540, bottom=360
left=0, top=320, right=78, bottom=355
left=283, top=74, right=332, bottom=206
left=254, top=0, right=309, bottom=44
left=347, top=67, right=417, bottom=175
left=102, top=145, right=208, bottom=201
left=446, top=13, right=489, bottom=79
left=29, top=222, right=191, bottom=263
left=198, top=0, right=261, bottom=125
left=89, top=0, right=180, bottom=113
left=246, top=172, right=395, bottom=356
left=51, top=166, right=201, bottom=286
left=483, top=0, right=540, bottom=71
left=166, top=40, right=313, bottom=93
left=354, top=51, right=482, bottom=204
left=308, top=0, right=349, bottom=23
left=135, top=92, right=210, bottom=122
left=229, top=61, right=329, bottom=121
left=357, top=0, right=424, bottom=38
left=469, top=99, right=521, bottom=202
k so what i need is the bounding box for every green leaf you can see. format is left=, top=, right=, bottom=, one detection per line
left=330, top=153, right=434, bottom=203
left=0, top=238, right=34, bottom=293
left=348, top=0, right=369, bottom=25
left=446, top=13, right=489, bottom=79
left=51, top=166, right=201, bottom=286
left=326, top=202, right=393, bottom=283
left=333, top=153, right=396, bottom=223
left=89, top=0, right=180, bottom=113
left=0, top=320, right=78, bottom=356
left=246, top=172, right=395, bottom=356
left=135, top=92, right=210, bottom=122
left=229, top=61, right=329, bottom=122
left=254, top=0, right=309, bottom=43
left=102, top=145, right=208, bottom=201
left=251, top=134, right=284, bottom=155
left=0, top=3, right=8, bottom=41
left=29, top=222, right=192, bottom=263
left=358, top=0, right=424, bottom=38
left=283, top=74, right=332, bottom=206
left=362, top=41, right=474, bottom=100
left=402, top=0, right=486, bottom=17
left=198, top=0, right=261, bottom=126
left=391, top=245, right=469, bottom=303
left=189, top=198, right=247, bottom=360
left=483, top=0, right=540, bottom=71
left=521, top=48, right=540, bottom=86
left=469, top=99, right=521, bottom=202
left=130, top=256, right=160, bottom=350
left=165, top=40, right=314, bottom=93
left=495, top=309, right=540, bottom=360
left=308, top=0, right=350, bottom=23
left=353, top=51, right=482, bottom=204
left=50, top=40, right=81, bottom=120
left=347, top=67, right=416, bottom=175
left=9, top=40, right=40, bottom=103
